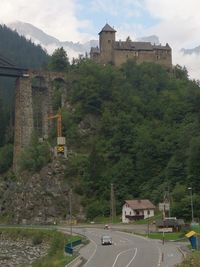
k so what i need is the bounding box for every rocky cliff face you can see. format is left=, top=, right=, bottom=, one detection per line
left=0, top=159, right=83, bottom=224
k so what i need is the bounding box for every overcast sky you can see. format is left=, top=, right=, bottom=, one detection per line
left=1, top=0, right=200, bottom=79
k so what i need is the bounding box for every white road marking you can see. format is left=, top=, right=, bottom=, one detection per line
left=125, top=248, right=138, bottom=267
left=84, top=238, right=98, bottom=266
left=157, top=246, right=162, bottom=267
left=111, top=248, right=137, bottom=267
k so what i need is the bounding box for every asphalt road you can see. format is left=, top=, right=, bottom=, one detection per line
left=65, top=227, right=184, bottom=267
left=0, top=224, right=186, bottom=266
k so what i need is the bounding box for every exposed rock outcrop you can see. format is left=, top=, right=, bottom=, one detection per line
left=0, top=159, right=83, bottom=224
left=0, top=234, right=50, bottom=266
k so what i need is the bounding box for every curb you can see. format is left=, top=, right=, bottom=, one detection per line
left=177, top=246, right=187, bottom=259
left=65, top=256, right=85, bottom=267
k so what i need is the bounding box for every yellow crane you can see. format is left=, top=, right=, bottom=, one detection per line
left=48, top=112, right=62, bottom=137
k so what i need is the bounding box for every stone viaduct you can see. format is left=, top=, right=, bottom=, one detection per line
left=13, top=70, right=67, bottom=171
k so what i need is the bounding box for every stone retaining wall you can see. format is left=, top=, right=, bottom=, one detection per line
left=0, top=236, right=50, bottom=266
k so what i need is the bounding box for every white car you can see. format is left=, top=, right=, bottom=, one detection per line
left=101, top=235, right=112, bottom=245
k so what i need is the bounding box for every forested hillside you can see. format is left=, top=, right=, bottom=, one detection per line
left=59, top=59, right=200, bottom=220
left=0, top=24, right=49, bottom=69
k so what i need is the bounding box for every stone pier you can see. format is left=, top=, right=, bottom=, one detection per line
left=13, top=70, right=67, bottom=172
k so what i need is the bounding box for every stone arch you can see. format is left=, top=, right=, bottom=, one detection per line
left=13, top=70, right=68, bottom=171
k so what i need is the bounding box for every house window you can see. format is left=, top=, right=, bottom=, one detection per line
left=136, top=210, right=139, bottom=215
left=147, top=210, right=150, bottom=215
left=130, top=211, right=131, bottom=215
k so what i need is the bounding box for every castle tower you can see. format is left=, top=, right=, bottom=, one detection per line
left=99, top=24, right=116, bottom=64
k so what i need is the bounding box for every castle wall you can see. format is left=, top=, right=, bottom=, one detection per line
left=154, top=50, right=172, bottom=69
left=113, top=49, right=172, bottom=68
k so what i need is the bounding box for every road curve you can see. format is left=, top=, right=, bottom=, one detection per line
left=66, top=227, right=183, bottom=267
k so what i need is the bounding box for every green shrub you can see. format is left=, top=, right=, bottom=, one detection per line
left=19, top=133, right=51, bottom=172
left=0, top=144, right=13, bottom=173
left=32, top=235, right=43, bottom=245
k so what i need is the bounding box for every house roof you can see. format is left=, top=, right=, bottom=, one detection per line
left=125, top=199, right=156, bottom=210
left=115, top=41, right=153, bottom=51
left=152, top=43, right=171, bottom=50
left=114, top=41, right=171, bottom=51
left=99, top=24, right=116, bottom=34
left=156, top=218, right=185, bottom=227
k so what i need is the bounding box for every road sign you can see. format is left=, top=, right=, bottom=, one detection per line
left=57, top=145, right=64, bottom=153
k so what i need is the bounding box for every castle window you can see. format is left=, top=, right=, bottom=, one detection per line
left=108, top=40, right=111, bottom=43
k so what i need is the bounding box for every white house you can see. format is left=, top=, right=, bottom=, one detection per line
left=122, top=199, right=156, bottom=223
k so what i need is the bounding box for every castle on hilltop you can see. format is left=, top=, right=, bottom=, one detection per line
left=90, top=24, right=172, bottom=69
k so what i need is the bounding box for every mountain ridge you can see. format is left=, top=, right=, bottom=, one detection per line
left=8, top=21, right=98, bottom=58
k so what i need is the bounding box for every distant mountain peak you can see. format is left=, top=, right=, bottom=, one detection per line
left=7, top=21, right=98, bottom=59
left=181, top=45, right=200, bottom=55
left=8, top=21, right=60, bottom=46
left=137, top=35, right=160, bottom=45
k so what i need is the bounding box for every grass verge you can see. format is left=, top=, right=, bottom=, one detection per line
left=147, top=232, right=185, bottom=241
left=175, top=251, right=200, bottom=267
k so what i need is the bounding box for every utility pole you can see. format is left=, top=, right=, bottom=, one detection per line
left=69, top=188, right=73, bottom=246
left=163, top=187, right=170, bottom=218
left=188, top=187, right=194, bottom=223
left=110, top=183, right=116, bottom=224
left=147, top=209, right=150, bottom=237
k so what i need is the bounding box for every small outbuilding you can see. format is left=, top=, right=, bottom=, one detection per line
left=156, top=217, right=185, bottom=232
left=122, top=199, right=155, bottom=223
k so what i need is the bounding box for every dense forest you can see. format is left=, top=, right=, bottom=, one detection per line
left=0, top=24, right=49, bottom=69
left=59, top=60, right=200, bottom=220
left=0, top=24, right=200, bottom=221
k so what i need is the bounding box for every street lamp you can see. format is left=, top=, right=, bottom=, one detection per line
left=188, top=187, right=194, bottom=223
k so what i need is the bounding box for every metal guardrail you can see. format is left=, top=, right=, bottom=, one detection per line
left=65, top=239, right=82, bottom=254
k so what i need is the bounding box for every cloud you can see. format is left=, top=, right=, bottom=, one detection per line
left=142, top=0, right=200, bottom=79
left=0, top=0, right=92, bottom=42
left=174, top=52, right=200, bottom=81
left=143, top=0, right=200, bottom=47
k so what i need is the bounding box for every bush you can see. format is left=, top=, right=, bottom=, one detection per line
left=32, top=235, right=43, bottom=245
left=19, top=133, right=51, bottom=172
left=0, top=144, right=13, bottom=173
